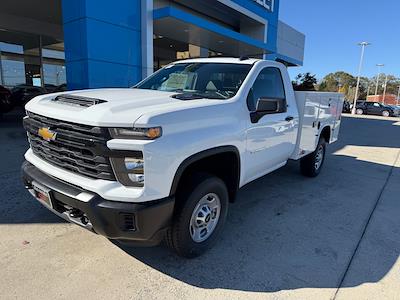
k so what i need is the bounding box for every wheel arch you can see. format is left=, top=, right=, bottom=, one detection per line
left=169, top=146, right=241, bottom=202
left=320, top=125, right=331, bottom=144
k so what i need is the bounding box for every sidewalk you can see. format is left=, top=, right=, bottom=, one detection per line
left=335, top=150, right=400, bottom=299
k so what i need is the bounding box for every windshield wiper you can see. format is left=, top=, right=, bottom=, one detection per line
left=171, top=91, right=227, bottom=100
left=171, top=92, right=205, bottom=100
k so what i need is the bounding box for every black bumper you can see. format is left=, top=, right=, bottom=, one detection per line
left=22, top=161, right=175, bottom=246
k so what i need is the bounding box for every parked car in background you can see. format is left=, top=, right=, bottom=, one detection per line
left=387, top=105, right=400, bottom=117
left=355, top=101, right=395, bottom=117
left=0, top=85, right=13, bottom=114
left=350, top=100, right=364, bottom=110
left=342, top=100, right=351, bottom=113
left=53, top=83, right=67, bottom=93
left=1, top=84, right=67, bottom=116
left=44, top=84, right=58, bottom=93
left=9, top=85, right=48, bottom=108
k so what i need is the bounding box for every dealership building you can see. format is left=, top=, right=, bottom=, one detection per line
left=0, top=0, right=305, bottom=90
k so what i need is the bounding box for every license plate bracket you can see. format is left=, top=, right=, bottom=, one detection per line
left=32, top=181, right=53, bottom=208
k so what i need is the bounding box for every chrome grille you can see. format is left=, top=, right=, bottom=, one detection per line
left=23, top=112, right=115, bottom=180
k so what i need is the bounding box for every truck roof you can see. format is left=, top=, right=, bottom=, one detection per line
left=172, top=57, right=262, bottom=65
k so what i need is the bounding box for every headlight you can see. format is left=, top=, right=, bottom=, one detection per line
left=110, top=154, right=145, bottom=187
left=109, top=127, right=162, bottom=139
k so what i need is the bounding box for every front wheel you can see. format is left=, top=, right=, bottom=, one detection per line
left=382, top=110, right=390, bottom=117
left=356, top=108, right=364, bottom=115
left=165, top=174, right=229, bottom=258
left=300, top=137, right=326, bottom=177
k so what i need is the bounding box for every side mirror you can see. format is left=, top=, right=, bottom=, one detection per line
left=250, top=97, right=287, bottom=123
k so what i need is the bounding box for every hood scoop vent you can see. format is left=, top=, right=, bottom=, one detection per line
left=52, top=94, right=107, bottom=107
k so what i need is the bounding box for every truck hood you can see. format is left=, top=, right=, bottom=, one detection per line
left=25, top=88, right=218, bottom=127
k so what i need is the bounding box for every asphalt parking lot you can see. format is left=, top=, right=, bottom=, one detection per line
left=1, top=110, right=399, bottom=300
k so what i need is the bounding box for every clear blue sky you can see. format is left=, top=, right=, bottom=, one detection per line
left=279, top=0, right=400, bottom=80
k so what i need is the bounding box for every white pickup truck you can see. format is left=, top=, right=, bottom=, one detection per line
left=22, top=57, right=343, bottom=257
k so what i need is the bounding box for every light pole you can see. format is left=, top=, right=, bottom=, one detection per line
left=382, top=75, right=388, bottom=104
left=352, top=42, right=370, bottom=114
left=375, top=64, right=384, bottom=96
left=366, top=85, right=370, bottom=100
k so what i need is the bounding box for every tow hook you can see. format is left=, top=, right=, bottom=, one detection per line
left=69, top=209, right=83, bottom=219
left=68, top=209, right=90, bottom=226
left=81, top=216, right=89, bottom=225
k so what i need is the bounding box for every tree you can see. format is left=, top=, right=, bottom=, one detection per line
left=319, top=72, right=356, bottom=91
left=368, top=74, right=400, bottom=96
left=318, top=71, right=358, bottom=100
left=292, top=73, right=317, bottom=91
left=358, top=77, right=370, bottom=100
left=302, top=70, right=400, bottom=102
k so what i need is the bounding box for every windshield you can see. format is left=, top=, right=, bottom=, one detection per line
left=134, top=63, right=252, bottom=99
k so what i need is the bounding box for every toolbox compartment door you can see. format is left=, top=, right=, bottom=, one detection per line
left=291, top=92, right=344, bottom=160
left=291, top=92, right=320, bottom=159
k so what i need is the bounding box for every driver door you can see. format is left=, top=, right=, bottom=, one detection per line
left=366, top=102, right=380, bottom=115
left=244, top=67, right=297, bottom=182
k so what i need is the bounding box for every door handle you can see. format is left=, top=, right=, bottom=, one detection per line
left=285, top=116, right=294, bottom=122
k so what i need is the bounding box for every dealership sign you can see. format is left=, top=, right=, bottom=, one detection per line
left=253, top=0, right=274, bottom=12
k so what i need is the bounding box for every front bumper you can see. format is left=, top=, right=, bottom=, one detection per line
left=22, top=161, right=175, bottom=246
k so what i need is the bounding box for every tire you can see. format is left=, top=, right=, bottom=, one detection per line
left=300, top=137, right=326, bottom=177
left=356, top=108, right=364, bottom=115
left=382, top=110, right=390, bottom=117
left=165, top=174, right=229, bottom=258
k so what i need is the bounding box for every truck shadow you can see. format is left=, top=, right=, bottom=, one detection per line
left=114, top=116, right=400, bottom=292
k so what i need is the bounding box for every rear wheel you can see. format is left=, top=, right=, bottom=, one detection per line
left=165, top=174, right=228, bottom=258
left=356, top=108, right=364, bottom=115
left=382, top=110, right=390, bottom=117
left=300, top=137, right=326, bottom=177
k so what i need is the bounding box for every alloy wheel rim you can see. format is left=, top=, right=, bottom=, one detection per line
left=189, top=193, right=221, bottom=243
left=314, top=145, right=324, bottom=170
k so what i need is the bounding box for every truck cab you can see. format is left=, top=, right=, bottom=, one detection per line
left=22, top=58, right=343, bottom=257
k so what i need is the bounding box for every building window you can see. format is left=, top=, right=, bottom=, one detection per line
left=153, top=36, right=233, bottom=71
left=0, top=29, right=66, bottom=91
left=41, top=38, right=66, bottom=90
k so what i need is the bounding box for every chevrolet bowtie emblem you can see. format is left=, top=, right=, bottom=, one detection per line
left=38, top=127, right=57, bottom=142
